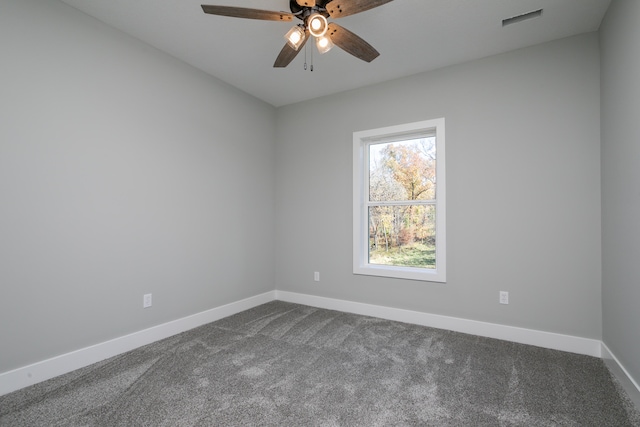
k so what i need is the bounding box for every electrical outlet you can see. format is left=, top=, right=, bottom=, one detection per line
left=143, top=293, right=152, bottom=308
left=499, top=291, right=509, bottom=305
left=314, top=272, right=320, bottom=282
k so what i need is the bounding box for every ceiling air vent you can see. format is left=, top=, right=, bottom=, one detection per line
left=502, top=9, right=543, bottom=27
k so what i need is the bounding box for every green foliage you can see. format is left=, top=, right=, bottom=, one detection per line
left=369, top=243, right=436, bottom=269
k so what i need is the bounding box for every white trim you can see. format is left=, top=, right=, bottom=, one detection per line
left=2, top=290, right=620, bottom=399
left=601, top=342, right=640, bottom=408
left=353, top=118, right=446, bottom=283
left=275, top=291, right=602, bottom=357
left=0, top=291, right=276, bottom=397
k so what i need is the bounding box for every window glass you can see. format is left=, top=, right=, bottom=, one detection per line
left=353, top=119, right=445, bottom=282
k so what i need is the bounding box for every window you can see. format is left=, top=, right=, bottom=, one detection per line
left=353, top=118, right=446, bottom=282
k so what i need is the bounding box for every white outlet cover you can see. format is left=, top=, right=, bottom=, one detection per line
left=143, top=294, right=152, bottom=308
left=499, top=291, right=509, bottom=305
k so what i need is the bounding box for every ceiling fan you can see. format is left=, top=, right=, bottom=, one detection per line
left=201, top=0, right=394, bottom=68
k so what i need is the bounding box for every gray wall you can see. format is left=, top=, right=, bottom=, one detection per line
left=275, top=33, right=602, bottom=339
left=600, top=0, right=640, bottom=386
left=0, top=0, right=616, bottom=380
left=0, top=0, right=276, bottom=373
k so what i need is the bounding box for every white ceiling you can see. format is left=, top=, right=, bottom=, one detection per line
left=58, top=0, right=611, bottom=107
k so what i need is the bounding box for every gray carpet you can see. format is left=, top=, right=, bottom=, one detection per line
left=1, top=301, right=639, bottom=426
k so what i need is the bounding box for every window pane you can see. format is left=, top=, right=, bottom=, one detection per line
left=369, top=137, right=436, bottom=202
left=368, top=205, right=436, bottom=269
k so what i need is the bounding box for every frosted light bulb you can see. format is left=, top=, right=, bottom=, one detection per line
left=315, top=35, right=334, bottom=54
left=307, top=13, right=328, bottom=37
left=284, top=26, right=305, bottom=50
left=289, top=32, right=301, bottom=44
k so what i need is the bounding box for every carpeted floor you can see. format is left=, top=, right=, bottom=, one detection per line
left=1, top=301, right=639, bottom=426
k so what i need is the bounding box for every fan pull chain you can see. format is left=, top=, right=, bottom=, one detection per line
left=302, top=41, right=315, bottom=72
left=304, top=43, right=308, bottom=71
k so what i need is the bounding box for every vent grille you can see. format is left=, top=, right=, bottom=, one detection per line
left=502, top=9, right=543, bottom=27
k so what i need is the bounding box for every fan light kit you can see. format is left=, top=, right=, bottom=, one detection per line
left=201, top=0, right=394, bottom=69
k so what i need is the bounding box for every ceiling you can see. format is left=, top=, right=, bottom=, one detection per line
left=58, top=0, right=611, bottom=107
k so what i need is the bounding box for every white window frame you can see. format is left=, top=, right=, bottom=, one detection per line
left=353, top=118, right=446, bottom=282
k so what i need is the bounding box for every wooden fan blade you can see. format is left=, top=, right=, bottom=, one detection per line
left=295, top=0, right=319, bottom=6
left=327, top=23, right=379, bottom=62
left=274, top=31, right=310, bottom=67
left=325, top=0, right=393, bottom=19
left=201, top=5, right=293, bottom=21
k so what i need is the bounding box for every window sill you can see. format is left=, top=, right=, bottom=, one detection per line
left=354, top=264, right=446, bottom=283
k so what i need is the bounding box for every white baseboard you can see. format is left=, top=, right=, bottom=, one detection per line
left=0, top=291, right=276, bottom=397
left=0, top=289, right=612, bottom=398
left=601, top=342, right=640, bottom=408
left=275, top=291, right=602, bottom=357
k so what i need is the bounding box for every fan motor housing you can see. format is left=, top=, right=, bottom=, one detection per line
left=290, top=0, right=330, bottom=20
